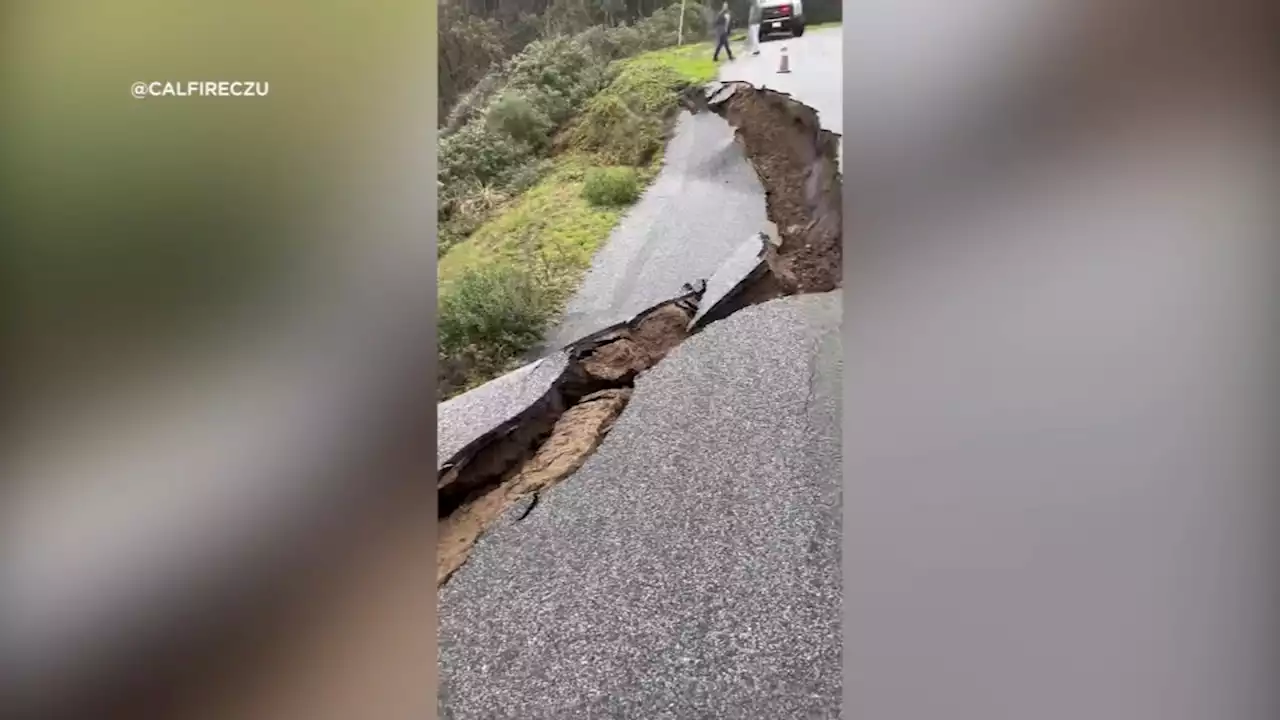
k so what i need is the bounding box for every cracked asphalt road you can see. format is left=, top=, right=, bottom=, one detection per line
left=545, top=27, right=842, bottom=351
left=436, top=352, right=567, bottom=471
left=439, top=293, right=842, bottom=719
left=543, top=108, right=767, bottom=350
left=720, top=26, right=843, bottom=169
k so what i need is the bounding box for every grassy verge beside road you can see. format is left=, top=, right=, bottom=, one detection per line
left=439, top=42, right=718, bottom=399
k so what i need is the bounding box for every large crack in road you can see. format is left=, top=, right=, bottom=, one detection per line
left=438, top=82, right=841, bottom=586
left=438, top=290, right=700, bottom=584
left=689, top=81, right=843, bottom=297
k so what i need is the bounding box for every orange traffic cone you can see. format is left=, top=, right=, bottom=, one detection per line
left=778, top=45, right=791, bottom=74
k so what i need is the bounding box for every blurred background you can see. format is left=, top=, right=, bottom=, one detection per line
left=843, top=1, right=1278, bottom=719
left=1, top=2, right=435, bottom=718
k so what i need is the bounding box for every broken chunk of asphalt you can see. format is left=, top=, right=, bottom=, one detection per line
left=438, top=288, right=699, bottom=507
left=439, top=387, right=635, bottom=585
left=439, top=82, right=841, bottom=587
left=437, top=289, right=699, bottom=585
left=688, top=229, right=781, bottom=331
left=437, top=354, right=569, bottom=473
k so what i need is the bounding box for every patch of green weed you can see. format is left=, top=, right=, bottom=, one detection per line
left=583, top=166, right=640, bottom=206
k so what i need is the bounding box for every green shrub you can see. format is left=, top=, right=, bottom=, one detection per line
left=638, top=3, right=708, bottom=44
left=438, top=5, right=700, bottom=244
left=442, top=1, right=706, bottom=138
left=486, top=91, right=553, bottom=149
left=574, top=102, right=665, bottom=166
left=609, top=61, right=690, bottom=114
left=582, top=167, right=640, bottom=206
left=521, top=85, right=576, bottom=129
left=567, top=61, right=686, bottom=164
left=574, top=25, right=624, bottom=60
left=603, top=24, right=646, bottom=57
left=502, top=36, right=607, bottom=122
left=444, top=73, right=503, bottom=135
left=439, top=33, right=618, bottom=211
left=439, top=121, right=536, bottom=190
left=438, top=262, right=554, bottom=369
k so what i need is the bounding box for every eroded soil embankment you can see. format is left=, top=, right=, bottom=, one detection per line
left=694, top=82, right=843, bottom=302
left=438, top=84, right=842, bottom=587
left=438, top=299, right=696, bottom=585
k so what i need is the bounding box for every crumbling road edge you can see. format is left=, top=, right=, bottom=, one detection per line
left=438, top=289, right=700, bottom=585
left=438, top=83, right=842, bottom=587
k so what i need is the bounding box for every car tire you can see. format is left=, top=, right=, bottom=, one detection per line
left=793, top=22, right=805, bottom=37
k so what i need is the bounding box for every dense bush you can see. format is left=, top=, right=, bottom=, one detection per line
left=569, top=95, right=664, bottom=166
left=574, top=24, right=630, bottom=59
left=638, top=2, right=708, bottom=44
left=582, top=166, right=641, bottom=206
left=486, top=91, right=554, bottom=150
left=501, top=36, right=611, bottom=123
left=438, top=0, right=837, bottom=124
left=567, top=61, right=687, bottom=165
left=445, top=72, right=504, bottom=134
left=438, top=2, right=710, bottom=256
left=438, top=261, right=555, bottom=395
left=438, top=121, right=535, bottom=218
left=440, top=33, right=616, bottom=219
left=440, top=0, right=710, bottom=129
left=441, top=1, right=704, bottom=138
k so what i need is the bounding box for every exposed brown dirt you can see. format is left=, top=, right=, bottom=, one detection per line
left=436, top=298, right=695, bottom=587
left=580, top=304, right=691, bottom=383
left=706, top=84, right=843, bottom=297
left=513, top=389, right=631, bottom=485
left=437, top=396, right=563, bottom=517
left=437, top=388, right=631, bottom=586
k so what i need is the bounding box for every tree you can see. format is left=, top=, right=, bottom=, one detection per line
left=595, top=0, right=627, bottom=26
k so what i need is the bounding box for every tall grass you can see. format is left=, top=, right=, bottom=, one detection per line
left=582, top=167, right=641, bottom=206
left=438, top=261, right=558, bottom=397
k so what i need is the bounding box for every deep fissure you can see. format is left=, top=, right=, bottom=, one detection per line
left=438, top=83, right=842, bottom=586
left=437, top=293, right=699, bottom=518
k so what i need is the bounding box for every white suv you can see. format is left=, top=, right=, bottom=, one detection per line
left=758, top=0, right=805, bottom=37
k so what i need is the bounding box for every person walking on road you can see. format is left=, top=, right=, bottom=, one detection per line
left=712, top=2, right=734, bottom=62
left=747, top=0, right=762, bottom=55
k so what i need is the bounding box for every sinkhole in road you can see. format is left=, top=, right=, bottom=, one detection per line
left=438, top=82, right=842, bottom=586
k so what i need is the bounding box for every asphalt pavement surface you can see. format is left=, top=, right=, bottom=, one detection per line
left=545, top=27, right=842, bottom=351
left=439, top=293, right=843, bottom=719
left=439, top=30, right=847, bottom=718
left=436, top=352, right=567, bottom=470
left=544, top=111, right=767, bottom=349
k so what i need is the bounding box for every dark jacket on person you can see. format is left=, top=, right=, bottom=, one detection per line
left=714, top=8, right=731, bottom=37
